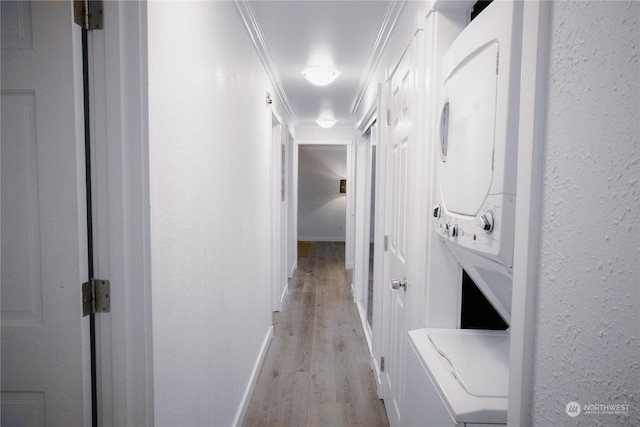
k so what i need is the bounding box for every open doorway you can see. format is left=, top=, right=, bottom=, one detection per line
left=353, top=119, right=379, bottom=346
left=297, top=145, right=348, bottom=244
left=367, top=134, right=377, bottom=328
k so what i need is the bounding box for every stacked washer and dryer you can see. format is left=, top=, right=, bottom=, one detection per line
left=404, top=2, right=523, bottom=426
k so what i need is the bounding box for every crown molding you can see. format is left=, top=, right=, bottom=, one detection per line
left=350, top=0, right=407, bottom=116
left=234, top=0, right=297, bottom=126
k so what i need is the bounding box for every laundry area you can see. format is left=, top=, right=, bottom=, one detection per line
left=1, top=0, right=638, bottom=426
left=401, top=2, right=519, bottom=425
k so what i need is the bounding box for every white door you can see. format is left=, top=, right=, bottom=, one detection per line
left=1, top=1, right=90, bottom=425
left=381, top=37, right=419, bottom=426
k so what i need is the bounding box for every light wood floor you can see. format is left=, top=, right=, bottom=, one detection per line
left=243, top=242, right=389, bottom=427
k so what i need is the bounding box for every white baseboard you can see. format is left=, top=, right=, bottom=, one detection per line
left=232, top=326, right=273, bottom=427
left=355, top=299, right=373, bottom=354
left=279, top=282, right=289, bottom=306
left=297, top=237, right=346, bottom=242
left=355, top=299, right=382, bottom=398
left=289, top=261, right=297, bottom=278
left=371, top=353, right=384, bottom=399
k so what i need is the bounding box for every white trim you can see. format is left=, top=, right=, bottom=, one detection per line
left=351, top=0, right=407, bottom=115
left=508, top=1, right=550, bottom=425
left=279, top=282, right=289, bottom=307
left=345, top=143, right=356, bottom=271
left=297, top=237, right=347, bottom=242
left=271, top=106, right=283, bottom=128
left=296, top=138, right=353, bottom=146
left=232, top=326, right=274, bottom=427
left=92, top=1, right=153, bottom=425
left=289, top=261, right=297, bottom=278
left=286, top=131, right=296, bottom=279
left=355, top=300, right=373, bottom=353
left=234, top=0, right=296, bottom=125
left=350, top=283, right=357, bottom=303
left=356, top=85, right=381, bottom=133
left=270, top=114, right=283, bottom=312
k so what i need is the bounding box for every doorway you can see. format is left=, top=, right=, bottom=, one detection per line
left=354, top=120, right=379, bottom=348
left=296, top=144, right=349, bottom=245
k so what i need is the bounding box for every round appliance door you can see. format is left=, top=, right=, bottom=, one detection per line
left=439, top=41, right=499, bottom=218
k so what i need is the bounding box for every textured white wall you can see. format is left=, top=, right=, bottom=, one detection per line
left=298, top=146, right=347, bottom=241
left=148, top=2, right=274, bottom=425
left=532, top=2, right=639, bottom=425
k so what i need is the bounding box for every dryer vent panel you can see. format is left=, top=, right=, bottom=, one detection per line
left=461, top=270, right=508, bottom=330
left=469, top=1, right=493, bottom=23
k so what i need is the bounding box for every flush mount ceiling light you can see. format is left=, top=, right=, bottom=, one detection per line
left=315, top=118, right=337, bottom=128
left=302, top=68, right=340, bottom=86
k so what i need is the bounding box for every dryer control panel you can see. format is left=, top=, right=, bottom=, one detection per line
left=433, top=194, right=515, bottom=269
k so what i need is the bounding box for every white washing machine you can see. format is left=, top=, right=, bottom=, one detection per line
left=404, top=328, right=509, bottom=426
left=404, top=1, right=523, bottom=426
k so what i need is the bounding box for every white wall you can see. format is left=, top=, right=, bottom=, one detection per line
left=296, top=125, right=355, bottom=140
left=148, top=2, right=275, bottom=425
left=532, top=2, right=640, bottom=425
left=298, top=145, right=348, bottom=241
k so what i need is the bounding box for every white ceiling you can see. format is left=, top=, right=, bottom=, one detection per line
left=244, top=1, right=395, bottom=128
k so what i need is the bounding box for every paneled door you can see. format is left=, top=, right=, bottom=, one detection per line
left=1, top=1, right=89, bottom=424
left=381, top=34, right=420, bottom=426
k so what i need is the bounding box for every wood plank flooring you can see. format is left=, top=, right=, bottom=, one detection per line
left=243, top=242, right=389, bottom=427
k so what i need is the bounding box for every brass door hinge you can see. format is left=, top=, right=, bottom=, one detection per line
left=82, top=279, right=110, bottom=317
left=74, top=1, right=103, bottom=30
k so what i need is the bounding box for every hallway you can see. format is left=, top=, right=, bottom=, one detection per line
left=243, top=242, right=389, bottom=427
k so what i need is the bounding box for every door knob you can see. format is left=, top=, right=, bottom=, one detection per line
left=391, top=278, right=407, bottom=291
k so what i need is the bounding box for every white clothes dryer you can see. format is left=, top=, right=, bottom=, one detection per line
left=433, top=0, right=523, bottom=324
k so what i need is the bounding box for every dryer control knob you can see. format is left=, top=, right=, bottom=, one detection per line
left=444, top=223, right=450, bottom=236
left=451, top=224, right=459, bottom=237
left=480, top=211, right=495, bottom=233
left=433, top=204, right=441, bottom=219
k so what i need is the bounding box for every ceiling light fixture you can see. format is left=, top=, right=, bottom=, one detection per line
left=315, top=118, right=337, bottom=128
left=302, top=67, right=340, bottom=86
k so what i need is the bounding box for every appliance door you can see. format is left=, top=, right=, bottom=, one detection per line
left=439, top=41, right=499, bottom=219
left=404, top=338, right=459, bottom=427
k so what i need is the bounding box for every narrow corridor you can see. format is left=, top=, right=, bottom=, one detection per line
left=243, top=242, right=389, bottom=426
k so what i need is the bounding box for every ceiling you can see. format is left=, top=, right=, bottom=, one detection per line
left=241, top=1, right=397, bottom=128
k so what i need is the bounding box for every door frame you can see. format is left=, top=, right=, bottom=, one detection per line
left=270, top=109, right=285, bottom=312
left=354, top=87, right=387, bottom=389
left=353, top=123, right=374, bottom=339
left=507, top=1, right=550, bottom=424
left=89, top=2, right=153, bottom=425
left=294, top=139, right=354, bottom=268
left=285, top=129, right=297, bottom=279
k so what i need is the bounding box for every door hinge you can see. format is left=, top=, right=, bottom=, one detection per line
left=381, top=356, right=385, bottom=372
left=74, top=0, right=103, bottom=30
left=384, top=235, right=389, bottom=251
left=386, top=109, right=392, bottom=126
left=82, top=279, right=110, bottom=317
